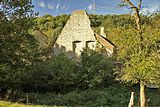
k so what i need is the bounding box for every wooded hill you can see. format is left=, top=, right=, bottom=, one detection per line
left=34, top=13, right=160, bottom=57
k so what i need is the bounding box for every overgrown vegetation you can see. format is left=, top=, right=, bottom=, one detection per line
left=0, top=0, right=160, bottom=106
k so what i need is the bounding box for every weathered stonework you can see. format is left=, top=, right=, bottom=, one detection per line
left=54, top=10, right=115, bottom=58
left=54, top=10, right=96, bottom=57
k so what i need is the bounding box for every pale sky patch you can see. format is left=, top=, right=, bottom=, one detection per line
left=88, top=3, right=94, bottom=11
left=141, top=3, right=160, bottom=15
left=56, top=3, right=60, bottom=10
left=37, top=1, right=69, bottom=12
left=61, top=4, right=69, bottom=11
left=48, top=3, right=54, bottom=10
left=37, top=1, right=46, bottom=9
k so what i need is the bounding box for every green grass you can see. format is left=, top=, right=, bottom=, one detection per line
left=0, top=101, right=60, bottom=107
left=0, top=101, right=42, bottom=107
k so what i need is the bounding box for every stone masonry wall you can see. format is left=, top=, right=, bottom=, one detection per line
left=54, top=10, right=96, bottom=57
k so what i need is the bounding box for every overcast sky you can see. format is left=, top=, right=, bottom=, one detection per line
left=32, top=0, right=160, bottom=16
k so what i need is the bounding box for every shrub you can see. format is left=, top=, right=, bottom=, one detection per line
left=76, top=49, right=114, bottom=89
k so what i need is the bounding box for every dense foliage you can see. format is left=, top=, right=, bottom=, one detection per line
left=34, top=14, right=69, bottom=45
left=31, top=12, right=160, bottom=106
left=0, top=0, right=160, bottom=106
left=19, top=50, right=113, bottom=93
left=0, top=0, right=41, bottom=94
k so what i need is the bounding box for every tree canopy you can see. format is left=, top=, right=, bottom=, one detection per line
left=0, top=0, right=40, bottom=89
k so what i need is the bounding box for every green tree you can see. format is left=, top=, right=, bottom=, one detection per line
left=0, top=0, right=40, bottom=92
left=77, top=49, right=114, bottom=89
left=34, top=14, right=69, bottom=49
left=27, top=53, right=77, bottom=93
left=117, top=1, right=160, bottom=107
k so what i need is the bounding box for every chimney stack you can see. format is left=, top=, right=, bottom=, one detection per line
left=100, top=27, right=106, bottom=38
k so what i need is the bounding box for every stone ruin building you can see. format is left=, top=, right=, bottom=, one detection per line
left=53, top=10, right=115, bottom=58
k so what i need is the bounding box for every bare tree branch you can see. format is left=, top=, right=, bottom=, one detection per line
left=123, top=0, right=142, bottom=30
left=138, top=0, right=142, bottom=10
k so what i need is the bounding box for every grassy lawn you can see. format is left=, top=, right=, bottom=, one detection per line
left=0, top=101, right=50, bottom=107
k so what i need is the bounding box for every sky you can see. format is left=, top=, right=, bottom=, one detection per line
left=32, top=0, right=160, bottom=16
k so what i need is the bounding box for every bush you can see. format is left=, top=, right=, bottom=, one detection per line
left=30, top=85, right=132, bottom=106
left=76, top=49, right=114, bottom=89
left=22, top=53, right=77, bottom=93
left=22, top=50, right=115, bottom=93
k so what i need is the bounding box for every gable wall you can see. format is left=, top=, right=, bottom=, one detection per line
left=54, top=10, right=96, bottom=56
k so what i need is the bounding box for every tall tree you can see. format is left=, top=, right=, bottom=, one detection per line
left=117, top=1, right=160, bottom=107
left=0, top=0, right=39, bottom=90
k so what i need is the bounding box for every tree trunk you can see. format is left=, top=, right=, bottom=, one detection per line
left=140, top=82, right=146, bottom=107
left=124, top=0, right=142, bottom=30
left=133, top=9, right=141, bottom=30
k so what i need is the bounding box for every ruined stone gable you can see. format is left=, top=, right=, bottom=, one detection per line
left=54, top=10, right=97, bottom=57
left=54, top=10, right=115, bottom=58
